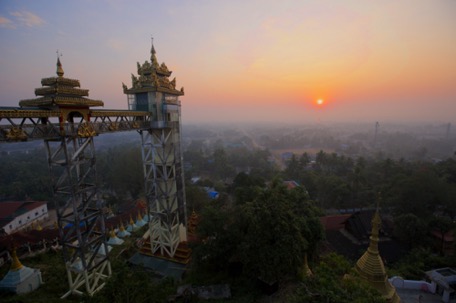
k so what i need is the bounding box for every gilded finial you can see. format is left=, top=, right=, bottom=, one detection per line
left=150, top=36, right=158, bottom=67
left=151, top=35, right=156, bottom=55
left=56, top=50, right=64, bottom=77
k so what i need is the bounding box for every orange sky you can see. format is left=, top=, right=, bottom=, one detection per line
left=1, top=0, right=455, bottom=124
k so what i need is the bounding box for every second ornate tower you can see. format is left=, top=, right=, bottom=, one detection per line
left=123, top=42, right=187, bottom=258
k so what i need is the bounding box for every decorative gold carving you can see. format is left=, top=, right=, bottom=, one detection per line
left=132, top=121, right=140, bottom=128
left=0, top=109, right=60, bottom=118
left=35, top=87, right=89, bottom=97
left=77, top=122, right=96, bottom=137
left=19, top=96, right=103, bottom=108
left=108, top=122, right=119, bottom=131
left=5, top=127, right=28, bottom=141
left=41, top=77, right=80, bottom=87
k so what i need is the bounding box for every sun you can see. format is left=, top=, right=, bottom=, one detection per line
left=317, top=99, right=324, bottom=105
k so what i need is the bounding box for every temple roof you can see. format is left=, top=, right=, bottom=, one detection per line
left=123, top=41, right=184, bottom=96
left=19, top=57, right=103, bottom=108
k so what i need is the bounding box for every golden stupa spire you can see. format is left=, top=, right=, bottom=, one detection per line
left=119, top=221, right=126, bottom=232
left=109, top=228, right=116, bottom=238
left=129, top=215, right=135, bottom=225
left=56, top=50, right=64, bottom=77
left=354, top=195, right=401, bottom=303
left=10, top=248, right=24, bottom=271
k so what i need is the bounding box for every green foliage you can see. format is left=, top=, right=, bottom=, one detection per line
left=192, top=179, right=324, bottom=285
left=191, top=200, right=241, bottom=273
left=289, top=253, right=386, bottom=303
left=0, top=148, right=52, bottom=200
left=97, top=145, right=143, bottom=199
left=393, top=213, right=428, bottom=249
left=86, top=260, right=175, bottom=303
left=185, top=183, right=211, bottom=212
left=389, top=247, right=456, bottom=279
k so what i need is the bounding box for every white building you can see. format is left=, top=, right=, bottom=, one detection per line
left=426, top=268, right=456, bottom=303
left=0, top=201, right=48, bottom=234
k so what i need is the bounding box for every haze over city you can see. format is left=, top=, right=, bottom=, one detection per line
left=1, top=0, right=455, bottom=124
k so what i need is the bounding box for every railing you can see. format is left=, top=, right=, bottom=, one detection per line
left=0, top=107, right=153, bottom=142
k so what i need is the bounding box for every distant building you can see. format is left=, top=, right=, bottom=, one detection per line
left=431, top=230, right=455, bottom=256
left=281, top=152, right=293, bottom=163
left=425, top=268, right=456, bottom=303
left=0, top=201, right=48, bottom=235
left=204, top=187, right=219, bottom=199
left=283, top=180, right=300, bottom=190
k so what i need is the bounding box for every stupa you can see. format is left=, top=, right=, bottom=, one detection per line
left=354, top=206, right=401, bottom=303
left=0, top=249, right=42, bottom=294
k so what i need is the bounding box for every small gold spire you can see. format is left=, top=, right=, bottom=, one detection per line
left=109, top=228, right=116, bottom=238
left=303, top=253, right=313, bottom=277
left=129, top=215, right=134, bottom=225
left=137, top=211, right=143, bottom=221
left=119, top=222, right=126, bottom=232
left=10, top=248, right=23, bottom=271
left=36, top=222, right=43, bottom=231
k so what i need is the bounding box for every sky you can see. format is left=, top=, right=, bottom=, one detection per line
left=1, top=0, right=455, bottom=125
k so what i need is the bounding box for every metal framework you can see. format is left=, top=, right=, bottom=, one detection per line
left=45, top=132, right=110, bottom=298
left=141, top=126, right=183, bottom=257
left=0, top=43, right=188, bottom=297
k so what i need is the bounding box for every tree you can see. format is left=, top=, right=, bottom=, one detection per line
left=393, top=213, right=427, bottom=249
left=192, top=201, right=241, bottom=272
left=239, top=180, right=323, bottom=283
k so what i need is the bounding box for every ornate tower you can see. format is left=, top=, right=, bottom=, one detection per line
left=18, top=57, right=111, bottom=298
left=123, top=41, right=187, bottom=259
left=354, top=207, right=401, bottom=303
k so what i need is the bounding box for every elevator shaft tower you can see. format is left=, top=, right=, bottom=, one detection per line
left=123, top=43, right=187, bottom=258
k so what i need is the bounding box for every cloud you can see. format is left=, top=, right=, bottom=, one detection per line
left=10, top=11, right=46, bottom=27
left=0, top=16, right=15, bottom=29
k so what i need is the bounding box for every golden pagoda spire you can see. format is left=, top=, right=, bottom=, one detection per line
left=56, top=51, right=64, bottom=77
left=109, top=228, right=116, bottom=238
left=129, top=215, right=135, bottom=225
left=119, top=221, right=126, bottom=232
left=354, top=197, right=401, bottom=303
left=10, top=248, right=23, bottom=271
left=150, top=36, right=159, bottom=68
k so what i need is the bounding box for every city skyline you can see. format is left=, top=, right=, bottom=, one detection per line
left=1, top=0, right=455, bottom=124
